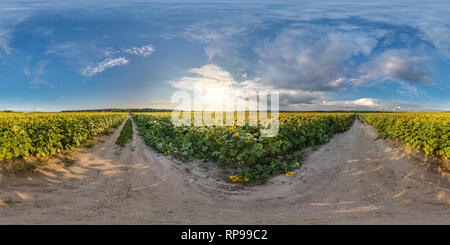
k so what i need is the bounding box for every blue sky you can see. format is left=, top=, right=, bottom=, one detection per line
left=0, top=0, right=449, bottom=111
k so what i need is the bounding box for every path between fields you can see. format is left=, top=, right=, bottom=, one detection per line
left=0, top=116, right=449, bottom=224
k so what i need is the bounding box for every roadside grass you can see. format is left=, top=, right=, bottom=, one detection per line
left=13, top=157, right=50, bottom=172
left=84, top=140, right=95, bottom=148
left=14, top=163, right=38, bottom=172
left=116, top=118, right=133, bottom=147
left=64, top=157, right=76, bottom=166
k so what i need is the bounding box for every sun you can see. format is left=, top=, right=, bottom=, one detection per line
left=202, top=88, right=225, bottom=110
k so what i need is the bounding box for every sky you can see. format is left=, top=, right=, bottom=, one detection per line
left=0, top=0, right=449, bottom=112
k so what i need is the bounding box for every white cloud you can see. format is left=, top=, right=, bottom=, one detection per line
left=351, top=50, right=433, bottom=86
left=352, top=98, right=379, bottom=107
left=321, top=98, right=381, bottom=109
left=169, top=64, right=269, bottom=111
left=254, top=29, right=380, bottom=92
left=169, top=64, right=237, bottom=91
left=175, top=3, right=441, bottom=98
left=169, top=64, right=325, bottom=110
left=81, top=57, right=129, bottom=77
left=45, top=43, right=154, bottom=74
left=123, top=44, right=155, bottom=57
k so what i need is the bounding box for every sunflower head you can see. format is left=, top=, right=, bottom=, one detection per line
left=285, top=172, right=294, bottom=177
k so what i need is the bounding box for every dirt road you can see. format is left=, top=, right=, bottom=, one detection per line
left=0, top=117, right=449, bottom=224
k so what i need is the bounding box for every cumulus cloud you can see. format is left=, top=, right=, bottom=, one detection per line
left=254, top=29, right=380, bottom=92
left=180, top=8, right=440, bottom=100
left=169, top=64, right=325, bottom=110
left=123, top=44, right=155, bottom=57
left=321, top=98, right=380, bottom=109
left=352, top=50, right=433, bottom=85
left=169, top=64, right=237, bottom=91
left=81, top=57, right=129, bottom=77
left=169, top=64, right=243, bottom=111
left=384, top=58, right=432, bottom=84
left=352, top=98, right=379, bottom=107
left=278, top=91, right=321, bottom=105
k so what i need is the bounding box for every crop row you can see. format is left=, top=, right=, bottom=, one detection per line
left=360, top=112, right=450, bottom=159
left=0, top=112, right=126, bottom=161
left=133, top=112, right=355, bottom=180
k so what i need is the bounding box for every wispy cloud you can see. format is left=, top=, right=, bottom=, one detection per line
left=45, top=43, right=153, bottom=76
left=81, top=57, right=129, bottom=77
left=25, top=60, right=53, bottom=89
left=123, top=44, right=154, bottom=57
left=80, top=44, right=154, bottom=76
left=0, top=29, right=12, bottom=57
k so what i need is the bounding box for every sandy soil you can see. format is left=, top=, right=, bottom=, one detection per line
left=0, top=116, right=449, bottom=224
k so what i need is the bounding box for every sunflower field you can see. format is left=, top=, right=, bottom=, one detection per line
left=0, top=112, right=126, bottom=161
left=360, top=112, right=450, bottom=159
left=133, top=112, right=355, bottom=180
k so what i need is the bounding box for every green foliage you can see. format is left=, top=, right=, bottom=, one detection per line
left=360, top=112, right=450, bottom=159
left=133, top=113, right=355, bottom=181
left=14, top=163, right=38, bottom=172
left=116, top=118, right=133, bottom=147
left=84, top=140, right=95, bottom=148
left=0, top=112, right=126, bottom=162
